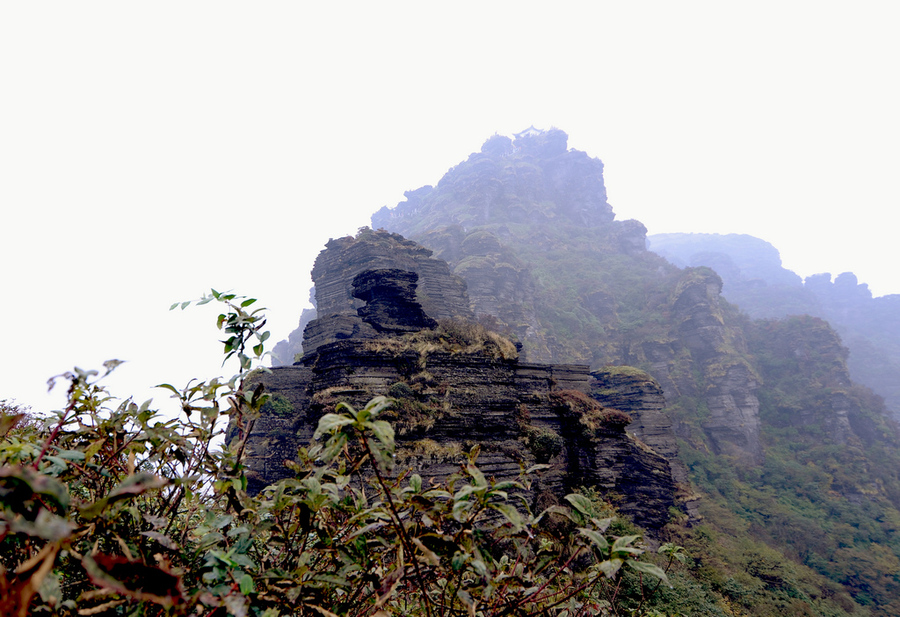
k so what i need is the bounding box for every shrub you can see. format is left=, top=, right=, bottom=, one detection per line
left=0, top=290, right=675, bottom=616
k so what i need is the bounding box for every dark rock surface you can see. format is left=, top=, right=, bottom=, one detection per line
left=251, top=338, right=677, bottom=530
left=353, top=268, right=438, bottom=333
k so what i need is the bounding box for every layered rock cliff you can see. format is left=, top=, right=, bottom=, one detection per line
left=246, top=230, right=680, bottom=530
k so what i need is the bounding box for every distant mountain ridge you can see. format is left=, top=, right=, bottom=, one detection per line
left=649, top=232, right=900, bottom=418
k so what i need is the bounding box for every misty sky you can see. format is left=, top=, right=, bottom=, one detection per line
left=3, top=2, right=899, bottom=413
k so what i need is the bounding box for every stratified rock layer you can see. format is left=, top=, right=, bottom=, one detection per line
left=301, top=230, right=473, bottom=354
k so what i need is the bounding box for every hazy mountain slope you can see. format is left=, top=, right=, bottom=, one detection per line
left=648, top=232, right=900, bottom=418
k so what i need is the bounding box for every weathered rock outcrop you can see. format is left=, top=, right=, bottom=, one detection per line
left=300, top=229, right=474, bottom=354
left=414, top=226, right=545, bottom=359
left=590, top=366, right=680, bottom=468
left=582, top=267, right=765, bottom=466
left=250, top=340, right=677, bottom=530
left=748, top=316, right=855, bottom=442
left=245, top=232, right=681, bottom=530
left=370, top=128, right=645, bottom=364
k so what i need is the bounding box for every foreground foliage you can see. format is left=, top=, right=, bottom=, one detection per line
left=0, top=291, right=679, bottom=616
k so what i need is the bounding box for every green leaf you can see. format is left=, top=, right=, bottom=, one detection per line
left=467, top=463, right=487, bottom=488
left=140, top=531, right=178, bottom=550
left=367, top=437, right=394, bottom=470
left=564, top=493, right=594, bottom=517
left=366, top=419, right=395, bottom=450
left=659, top=542, right=688, bottom=563
left=240, top=298, right=257, bottom=307
left=239, top=573, right=255, bottom=595
left=598, top=558, right=624, bottom=578
left=451, top=551, right=468, bottom=571
left=314, top=413, right=355, bottom=439
left=453, top=498, right=473, bottom=521
left=490, top=503, right=524, bottom=530
left=409, top=474, right=422, bottom=493
left=590, top=516, right=614, bottom=532
left=453, top=484, right=482, bottom=501
left=311, top=573, right=350, bottom=588
left=55, top=449, right=85, bottom=462
left=0, top=413, right=25, bottom=438
left=108, top=472, right=169, bottom=501
left=8, top=508, right=75, bottom=541
left=627, top=560, right=671, bottom=586
left=356, top=396, right=392, bottom=422
left=0, top=466, right=70, bottom=513
left=319, top=433, right=348, bottom=463
left=578, top=527, right=610, bottom=552
left=525, top=463, right=553, bottom=474
left=456, top=589, right=476, bottom=615
left=491, top=480, right=523, bottom=492
left=198, top=531, right=226, bottom=549
left=156, top=383, right=181, bottom=396
left=611, top=536, right=644, bottom=556
left=412, top=537, right=441, bottom=566
left=84, top=439, right=106, bottom=462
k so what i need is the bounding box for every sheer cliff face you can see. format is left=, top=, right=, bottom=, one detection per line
left=668, top=268, right=763, bottom=464
left=371, top=129, right=765, bottom=465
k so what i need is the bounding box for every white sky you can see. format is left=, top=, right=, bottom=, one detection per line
left=3, top=2, right=899, bottom=414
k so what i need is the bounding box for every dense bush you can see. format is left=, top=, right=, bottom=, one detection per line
left=0, top=291, right=678, bottom=616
